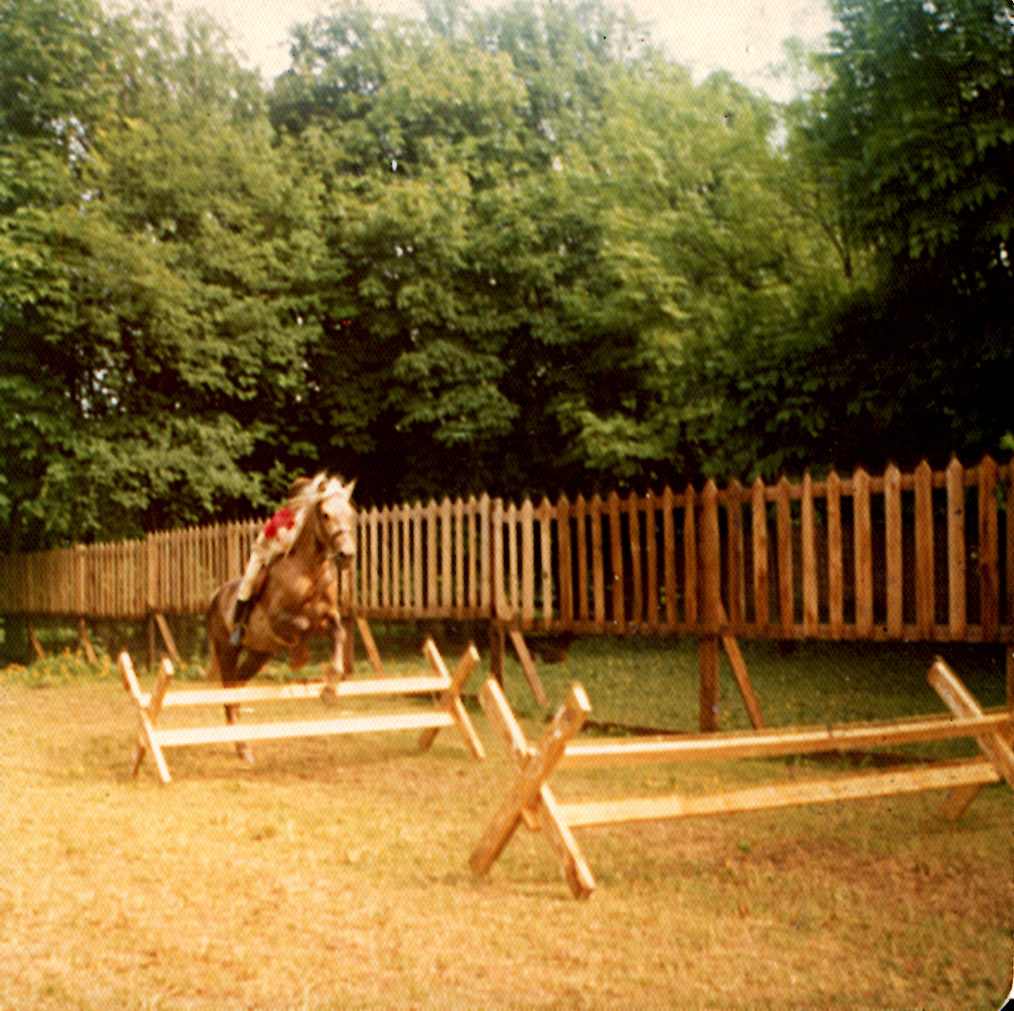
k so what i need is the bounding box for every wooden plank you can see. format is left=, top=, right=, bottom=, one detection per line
left=947, top=458, right=967, bottom=637
left=498, top=602, right=548, bottom=707
left=521, top=498, right=535, bottom=626
left=452, top=498, right=464, bottom=617
left=721, top=631, right=765, bottom=729
left=854, top=468, right=873, bottom=636
left=469, top=680, right=595, bottom=898
left=479, top=494, right=491, bottom=613
left=418, top=639, right=485, bottom=758
left=119, top=652, right=172, bottom=784
left=914, top=461, right=935, bottom=637
left=885, top=464, right=903, bottom=637
left=559, top=759, right=1000, bottom=828
left=507, top=500, right=519, bottom=615
left=154, top=613, right=181, bottom=666
left=751, top=478, right=767, bottom=630
left=930, top=657, right=1014, bottom=820
left=539, top=497, right=553, bottom=629
left=412, top=500, right=424, bottom=613
left=575, top=495, right=588, bottom=622
left=354, top=614, right=385, bottom=676
left=727, top=482, right=745, bottom=627
left=645, top=493, right=658, bottom=631
left=560, top=709, right=1012, bottom=768
left=27, top=619, right=45, bottom=661
left=801, top=473, right=818, bottom=634
left=698, top=636, right=720, bottom=733
left=662, top=487, right=677, bottom=630
left=700, top=481, right=721, bottom=634
left=556, top=495, right=572, bottom=625
left=590, top=494, right=605, bottom=632
left=979, top=456, right=999, bottom=639
left=776, top=476, right=793, bottom=636
left=155, top=711, right=456, bottom=748
left=77, top=618, right=97, bottom=665
left=1007, top=465, right=1014, bottom=628
left=492, top=498, right=506, bottom=615
left=130, top=658, right=174, bottom=779
left=608, top=491, right=625, bottom=631
left=426, top=499, right=439, bottom=613
left=628, top=492, right=643, bottom=627
left=469, top=497, right=480, bottom=612
left=381, top=506, right=391, bottom=613
left=159, top=676, right=451, bottom=708
left=827, top=471, right=843, bottom=638
left=684, top=485, right=698, bottom=626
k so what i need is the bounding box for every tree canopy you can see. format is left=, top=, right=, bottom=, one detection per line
left=1, top=0, right=1010, bottom=549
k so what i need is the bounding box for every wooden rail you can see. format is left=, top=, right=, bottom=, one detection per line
left=469, top=658, right=1014, bottom=898
left=120, top=638, right=484, bottom=783
left=3, top=457, right=1013, bottom=644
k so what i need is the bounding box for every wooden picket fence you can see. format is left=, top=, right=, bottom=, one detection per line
left=2, top=457, right=1013, bottom=644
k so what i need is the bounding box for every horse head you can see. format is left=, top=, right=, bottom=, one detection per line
left=309, top=474, right=357, bottom=570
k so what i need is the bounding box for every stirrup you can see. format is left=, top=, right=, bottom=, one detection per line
left=229, top=623, right=244, bottom=647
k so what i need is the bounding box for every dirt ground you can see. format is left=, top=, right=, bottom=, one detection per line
left=1, top=675, right=1011, bottom=1010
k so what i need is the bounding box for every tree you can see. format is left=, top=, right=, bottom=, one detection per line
left=796, top=0, right=1014, bottom=468
left=0, top=1, right=320, bottom=547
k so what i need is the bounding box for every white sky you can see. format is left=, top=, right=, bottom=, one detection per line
left=173, top=0, right=835, bottom=99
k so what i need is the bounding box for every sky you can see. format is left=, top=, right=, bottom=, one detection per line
left=171, top=0, right=835, bottom=99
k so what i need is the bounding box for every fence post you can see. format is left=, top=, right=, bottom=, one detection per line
left=699, top=480, right=721, bottom=732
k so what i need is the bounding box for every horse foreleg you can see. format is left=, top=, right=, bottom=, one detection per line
left=320, top=614, right=348, bottom=704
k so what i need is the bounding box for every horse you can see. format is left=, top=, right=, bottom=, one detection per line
left=206, top=473, right=357, bottom=761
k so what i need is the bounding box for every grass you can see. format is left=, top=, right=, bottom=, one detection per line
left=1, top=631, right=1011, bottom=1010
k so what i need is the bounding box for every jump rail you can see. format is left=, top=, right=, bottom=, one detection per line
left=469, top=658, right=1014, bottom=898
left=120, top=638, right=484, bottom=783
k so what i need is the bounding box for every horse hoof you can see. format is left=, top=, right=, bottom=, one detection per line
left=236, top=743, right=255, bottom=764
left=320, top=683, right=339, bottom=707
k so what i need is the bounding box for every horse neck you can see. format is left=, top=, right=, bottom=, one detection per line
left=290, top=509, right=329, bottom=569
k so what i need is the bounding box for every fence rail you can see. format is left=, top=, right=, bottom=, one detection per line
left=2, top=458, right=1012, bottom=643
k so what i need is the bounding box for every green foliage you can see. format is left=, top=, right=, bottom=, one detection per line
left=794, top=0, right=1014, bottom=471
left=1, top=0, right=1009, bottom=547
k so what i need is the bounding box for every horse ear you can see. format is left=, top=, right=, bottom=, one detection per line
left=345, top=478, right=356, bottom=497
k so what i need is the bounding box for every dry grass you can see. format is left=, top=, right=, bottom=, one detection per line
left=0, top=636, right=1011, bottom=1010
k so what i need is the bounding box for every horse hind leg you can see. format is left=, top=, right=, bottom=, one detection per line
left=227, top=650, right=272, bottom=764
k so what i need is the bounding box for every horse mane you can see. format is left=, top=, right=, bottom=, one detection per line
left=290, top=472, right=352, bottom=511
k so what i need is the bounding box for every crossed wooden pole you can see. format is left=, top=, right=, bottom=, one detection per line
left=470, top=658, right=1014, bottom=899
left=121, top=638, right=484, bottom=784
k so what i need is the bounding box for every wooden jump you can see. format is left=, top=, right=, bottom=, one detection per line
left=469, top=658, right=1014, bottom=898
left=120, top=638, right=485, bottom=783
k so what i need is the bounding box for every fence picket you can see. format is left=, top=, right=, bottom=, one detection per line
left=802, top=474, right=818, bottom=634
left=3, top=462, right=1011, bottom=643
left=827, top=471, right=843, bottom=637
left=750, top=479, right=766, bottom=630
left=979, top=457, right=999, bottom=640
left=776, top=476, right=793, bottom=636
left=885, top=464, right=903, bottom=637
left=684, top=486, right=697, bottom=628
left=645, top=493, right=659, bottom=632
left=539, top=497, right=553, bottom=628
left=914, top=461, right=934, bottom=636
left=557, top=495, right=572, bottom=625
left=608, top=491, right=624, bottom=631
left=947, top=459, right=967, bottom=638
left=590, top=495, right=605, bottom=632
left=854, top=468, right=873, bottom=637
